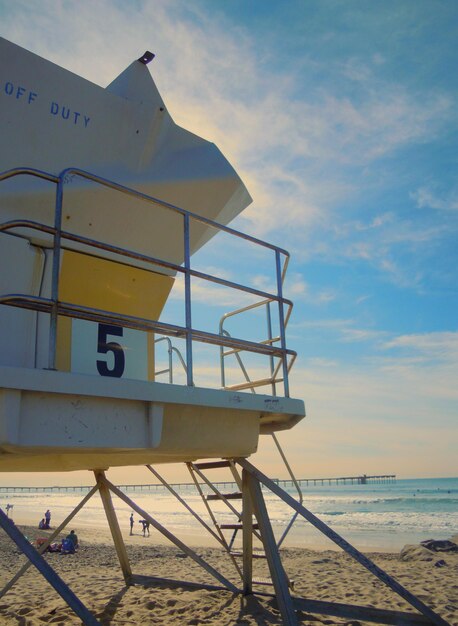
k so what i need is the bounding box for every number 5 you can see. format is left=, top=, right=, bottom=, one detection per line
left=96, top=324, right=125, bottom=377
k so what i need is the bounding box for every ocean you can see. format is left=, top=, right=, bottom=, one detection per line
left=1, top=476, right=457, bottom=553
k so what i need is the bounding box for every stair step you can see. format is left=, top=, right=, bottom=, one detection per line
left=253, top=578, right=273, bottom=586
left=193, top=460, right=231, bottom=470
left=231, top=550, right=267, bottom=559
left=206, top=492, right=242, bottom=501
left=220, top=523, right=259, bottom=530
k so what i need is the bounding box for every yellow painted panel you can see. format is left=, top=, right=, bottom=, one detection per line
left=56, top=316, right=71, bottom=372
left=58, top=251, right=175, bottom=379
left=59, top=250, right=174, bottom=318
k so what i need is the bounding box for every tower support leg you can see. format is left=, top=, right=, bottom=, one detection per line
left=245, top=470, right=298, bottom=626
left=241, top=468, right=253, bottom=595
left=95, top=470, right=132, bottom=585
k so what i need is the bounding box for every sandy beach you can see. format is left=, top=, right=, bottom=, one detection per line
left=0, top=522, right=456, bottom=626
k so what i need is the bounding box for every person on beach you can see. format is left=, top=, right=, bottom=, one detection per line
left=66, top=530, right=79, bottom=549
left=38, top=518, right=46, bottom=529
left=139, top=520, right=150, bottom=536
left=44, top=510, right=51, bottom=528
left=130, top=513, right=134, bottom=535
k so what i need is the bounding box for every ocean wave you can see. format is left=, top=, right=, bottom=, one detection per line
left=316, top=510, right=458, bottom=532
left=296, top=495, right=458, bottom=508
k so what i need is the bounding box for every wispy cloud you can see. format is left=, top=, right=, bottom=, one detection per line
left=292, top=318, right=353, bottom=330
left=333, top=210, right=450, bottom=289
left=339, top=328, right=387, bottom=343
left=382, top=331, right=458, bottom=364
left=168, top=274, right=259, bottom=309
left=293, top=321, right=458, bottom=367
left=295, top=319, right=388, bottom=348
left=412, top=187, right=458, bottom=212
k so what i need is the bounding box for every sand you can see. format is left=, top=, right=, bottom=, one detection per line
left=0, top=524, right=457, bottom=626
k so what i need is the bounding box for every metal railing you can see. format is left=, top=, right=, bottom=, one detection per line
left=0, top=167, right=297, bottom=396
left=219, top=299, right=296, bottom=395
left=154, top=337, right=188, bottom=383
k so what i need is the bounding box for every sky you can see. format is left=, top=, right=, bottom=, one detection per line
left=0, top=0, right=457, bottom=485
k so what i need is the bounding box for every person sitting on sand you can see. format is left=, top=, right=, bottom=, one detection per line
left=139, top=520, right=150, bottom=536
left=65, top=530, right=79, bottom=549
left=38, top=518, right=46, bottom=529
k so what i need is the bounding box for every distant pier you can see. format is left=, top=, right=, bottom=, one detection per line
left=0, top=474, right=395, bottom=493
left=294, top=474, right=396, bottom=487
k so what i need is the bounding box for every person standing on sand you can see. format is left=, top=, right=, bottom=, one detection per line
left=130, top=513, right=134, bottom=535
left=44, top=509, right=51, bottom=528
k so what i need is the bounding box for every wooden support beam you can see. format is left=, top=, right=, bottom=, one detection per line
left=94, top=471, right=132, bottom=585
left=101, top=476, right=239, bottom=593
left=245, top=471, right=298, bottom=626
left=237, top=458, right=450, bottom=626
left=242, top=469, right=253, bottom=595
left=0, top=508, right=100, bottom=626
left=0, top=484, right=99, bottom=600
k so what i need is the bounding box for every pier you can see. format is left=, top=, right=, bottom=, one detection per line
left=0, top=474, right=395, bottom=494
left=294, top=474, right=396, bottom=487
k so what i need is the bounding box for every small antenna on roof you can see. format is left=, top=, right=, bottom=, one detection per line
left=138, top=51, right=155, bottom=65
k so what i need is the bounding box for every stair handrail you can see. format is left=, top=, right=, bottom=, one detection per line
left=219, top=297, right=296, bottom=394
left=271, top=433, right=304, bottom=548
left=154, top=336, right=187, bottom=383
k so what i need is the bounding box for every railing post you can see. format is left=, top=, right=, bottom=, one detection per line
left=266, top=301, right=276, bottom=396
left=219, top=319, right=226, bottom=389
left=48, top=177, right=64, bottom=370
left=167, top=337, right=173, bottom=383
left=183, top=214, right=194, bottom=386
left=275, top=250, right=289, bottom=397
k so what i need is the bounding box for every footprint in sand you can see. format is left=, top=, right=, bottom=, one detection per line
left=49, top=616, right=68, bottom=624
left=145, top=600, right=157, bottom=610
left=17, top=607, right=33, bottom=615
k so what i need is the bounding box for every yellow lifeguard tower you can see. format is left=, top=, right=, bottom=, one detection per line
left=0, top=36, right=304, bottom=474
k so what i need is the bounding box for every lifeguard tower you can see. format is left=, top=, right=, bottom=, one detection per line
left=0, top=38, right=448, bottom=626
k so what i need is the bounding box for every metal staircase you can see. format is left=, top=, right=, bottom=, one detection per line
left=187, top=459, right=294, bottom=590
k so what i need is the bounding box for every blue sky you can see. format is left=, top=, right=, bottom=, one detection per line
left=0, top=0, right=457, bottom=483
